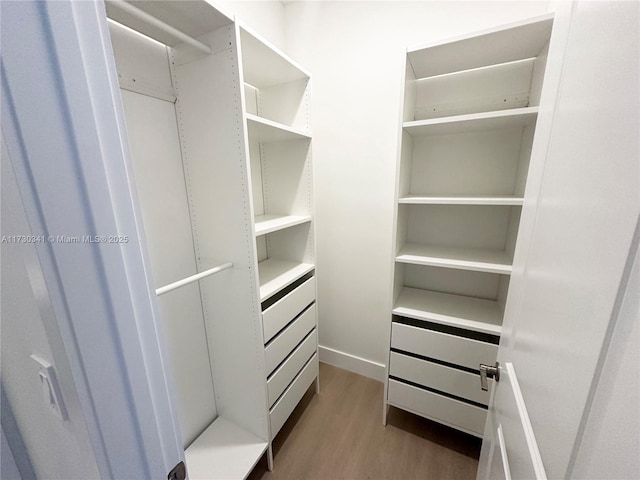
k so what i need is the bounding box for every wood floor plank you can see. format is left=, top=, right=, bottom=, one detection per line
left=248, top=363, right=481, bottom=479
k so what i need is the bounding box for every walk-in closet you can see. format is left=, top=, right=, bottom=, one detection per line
left=1, top=1, right=637, bottom=480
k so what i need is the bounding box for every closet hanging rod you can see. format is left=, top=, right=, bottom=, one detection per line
left=108, top=1, right=212, bottom=55
left=156, top=262, right=233, bottom=296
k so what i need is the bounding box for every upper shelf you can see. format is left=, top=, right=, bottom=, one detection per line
left=105, top=0, right=232, bottom=47
left=396, top=243, right=512, bottom=274
left=393, top=287, right=503, bottom=335
left=246, top=114, right=311, bottom=143
left=258, top=258, right=315, bottom=302
left=254, top=214, right=311, bottom=237
left=403, top=107, right=538, bottom=136
left=398, top=195, right=524, bottom=206
left=240, top=26, right=310, bottom=88
left=407, top=14, right=553, bottom=79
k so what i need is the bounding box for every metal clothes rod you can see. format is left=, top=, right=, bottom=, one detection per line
left=108, top=1, right=212, bottom=55
left=156, top=262, right=233, bottom=296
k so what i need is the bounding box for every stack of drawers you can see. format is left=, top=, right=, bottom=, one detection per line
left=262, top=273, right=319, bottom=438
left=387, top=318, right=499, bottom=437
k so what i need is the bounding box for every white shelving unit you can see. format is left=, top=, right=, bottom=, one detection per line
left=384, top=14, right=556, bottom=437
left=239, top=25, right=319, bottom=459
left=104, top=2, right=316, bottom=477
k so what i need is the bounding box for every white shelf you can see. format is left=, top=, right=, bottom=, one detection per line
left=258, top=259, right=314, bottom=302
left=393, top=287, right=503, bottom=335
left=240, top=26, right=310, bottom=88
left=105, top=1, right=232, bottom=48
left=398, top=195, right=523, bottom=206
left=246, top=114, right=311, bottom=143
left=254, top=214, right=311, bottom=237
left=184, top=417, right=267, bottom=480
left=403, top=107, right=538, bottom=137
left=407, top=14, right=553, bottom=78
left=396, top=243, right=512, bottom=274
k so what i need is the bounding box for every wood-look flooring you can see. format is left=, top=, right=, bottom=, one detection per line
left=248, top=363, right=481, bottom=480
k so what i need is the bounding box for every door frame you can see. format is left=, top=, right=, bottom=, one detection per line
left=1, top=1, right=183, bottom=477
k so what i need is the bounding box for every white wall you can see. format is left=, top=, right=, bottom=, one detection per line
left=215, top=0, right=286, bottom=50
left=280, top=1, right=549, bottom=379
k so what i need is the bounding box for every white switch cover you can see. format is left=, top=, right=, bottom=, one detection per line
left=31, top=354, right=68, bottom=421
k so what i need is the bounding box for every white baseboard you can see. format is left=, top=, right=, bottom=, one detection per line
left=318, top=345, right=386, bottom=382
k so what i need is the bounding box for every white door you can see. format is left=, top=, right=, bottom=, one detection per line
left=477, top=2, right=639, bottom=479
left=1, top=2, right=184, bottom=478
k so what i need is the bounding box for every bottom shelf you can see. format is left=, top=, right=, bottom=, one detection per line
left=185, top=417, right=267, bottom=480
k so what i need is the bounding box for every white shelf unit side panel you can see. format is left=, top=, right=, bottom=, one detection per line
left=404, top=107, right=538, bottom=137
left=239, top=25, right=310, bottom=88
left=171, top=25, right=268, bottom=442
left=407, top=14, right=554, bottom=78
left=258, top=259, right=315, bottom=302
left=393, top=287, right=503, bottom=335
left=184, top=417, right=268, bottom=480
left=398, top=131, right=414, bottom=199
left=246, top=114, right=311, bottom=142
left=105, top=0, right=233, bottom=48
left=514, top=122, right=537, bottom=198
left=396, top=243, right=512, bottom=275
left=527, top=35, right=551, bottom=107
left=254, top=214, right=311, bottom=236
left=403, top=57, right=418, bottom=122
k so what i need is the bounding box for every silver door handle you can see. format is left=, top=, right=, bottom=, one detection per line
left=479, top=362, right=500, bottom=391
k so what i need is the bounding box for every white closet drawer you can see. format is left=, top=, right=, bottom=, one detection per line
left=267, top=330, right=317, bottom=407
left=388, top=380, right=486, bottom=437
left=391, top=322, right=497, bottom=371
left=263, top=277, right=316, bottom=343
left=270, top=353, right=318, bottom=438
left=389, top=352, right=491, bottom=406
left=265, top=304, right=316, bottom=375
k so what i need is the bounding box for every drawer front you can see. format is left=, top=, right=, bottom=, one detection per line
left=389, top=352, right=491, bottom=405
left=267, top=329, right=317, bottom=407
left=270, top=353, right=318, bottom=438
left=265, top=304, right=316, bottom=375
left=263, top=277, right=316, bottom=343
left=388, top=379, right=486, bottom=437
left=391, top=322, right=497, bottom=370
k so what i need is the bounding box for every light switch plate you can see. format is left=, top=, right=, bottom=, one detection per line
left=31, top=354, right=68, bottom=421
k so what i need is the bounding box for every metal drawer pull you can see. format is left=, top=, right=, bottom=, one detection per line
left=479, top=362, right=500, bottom=391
